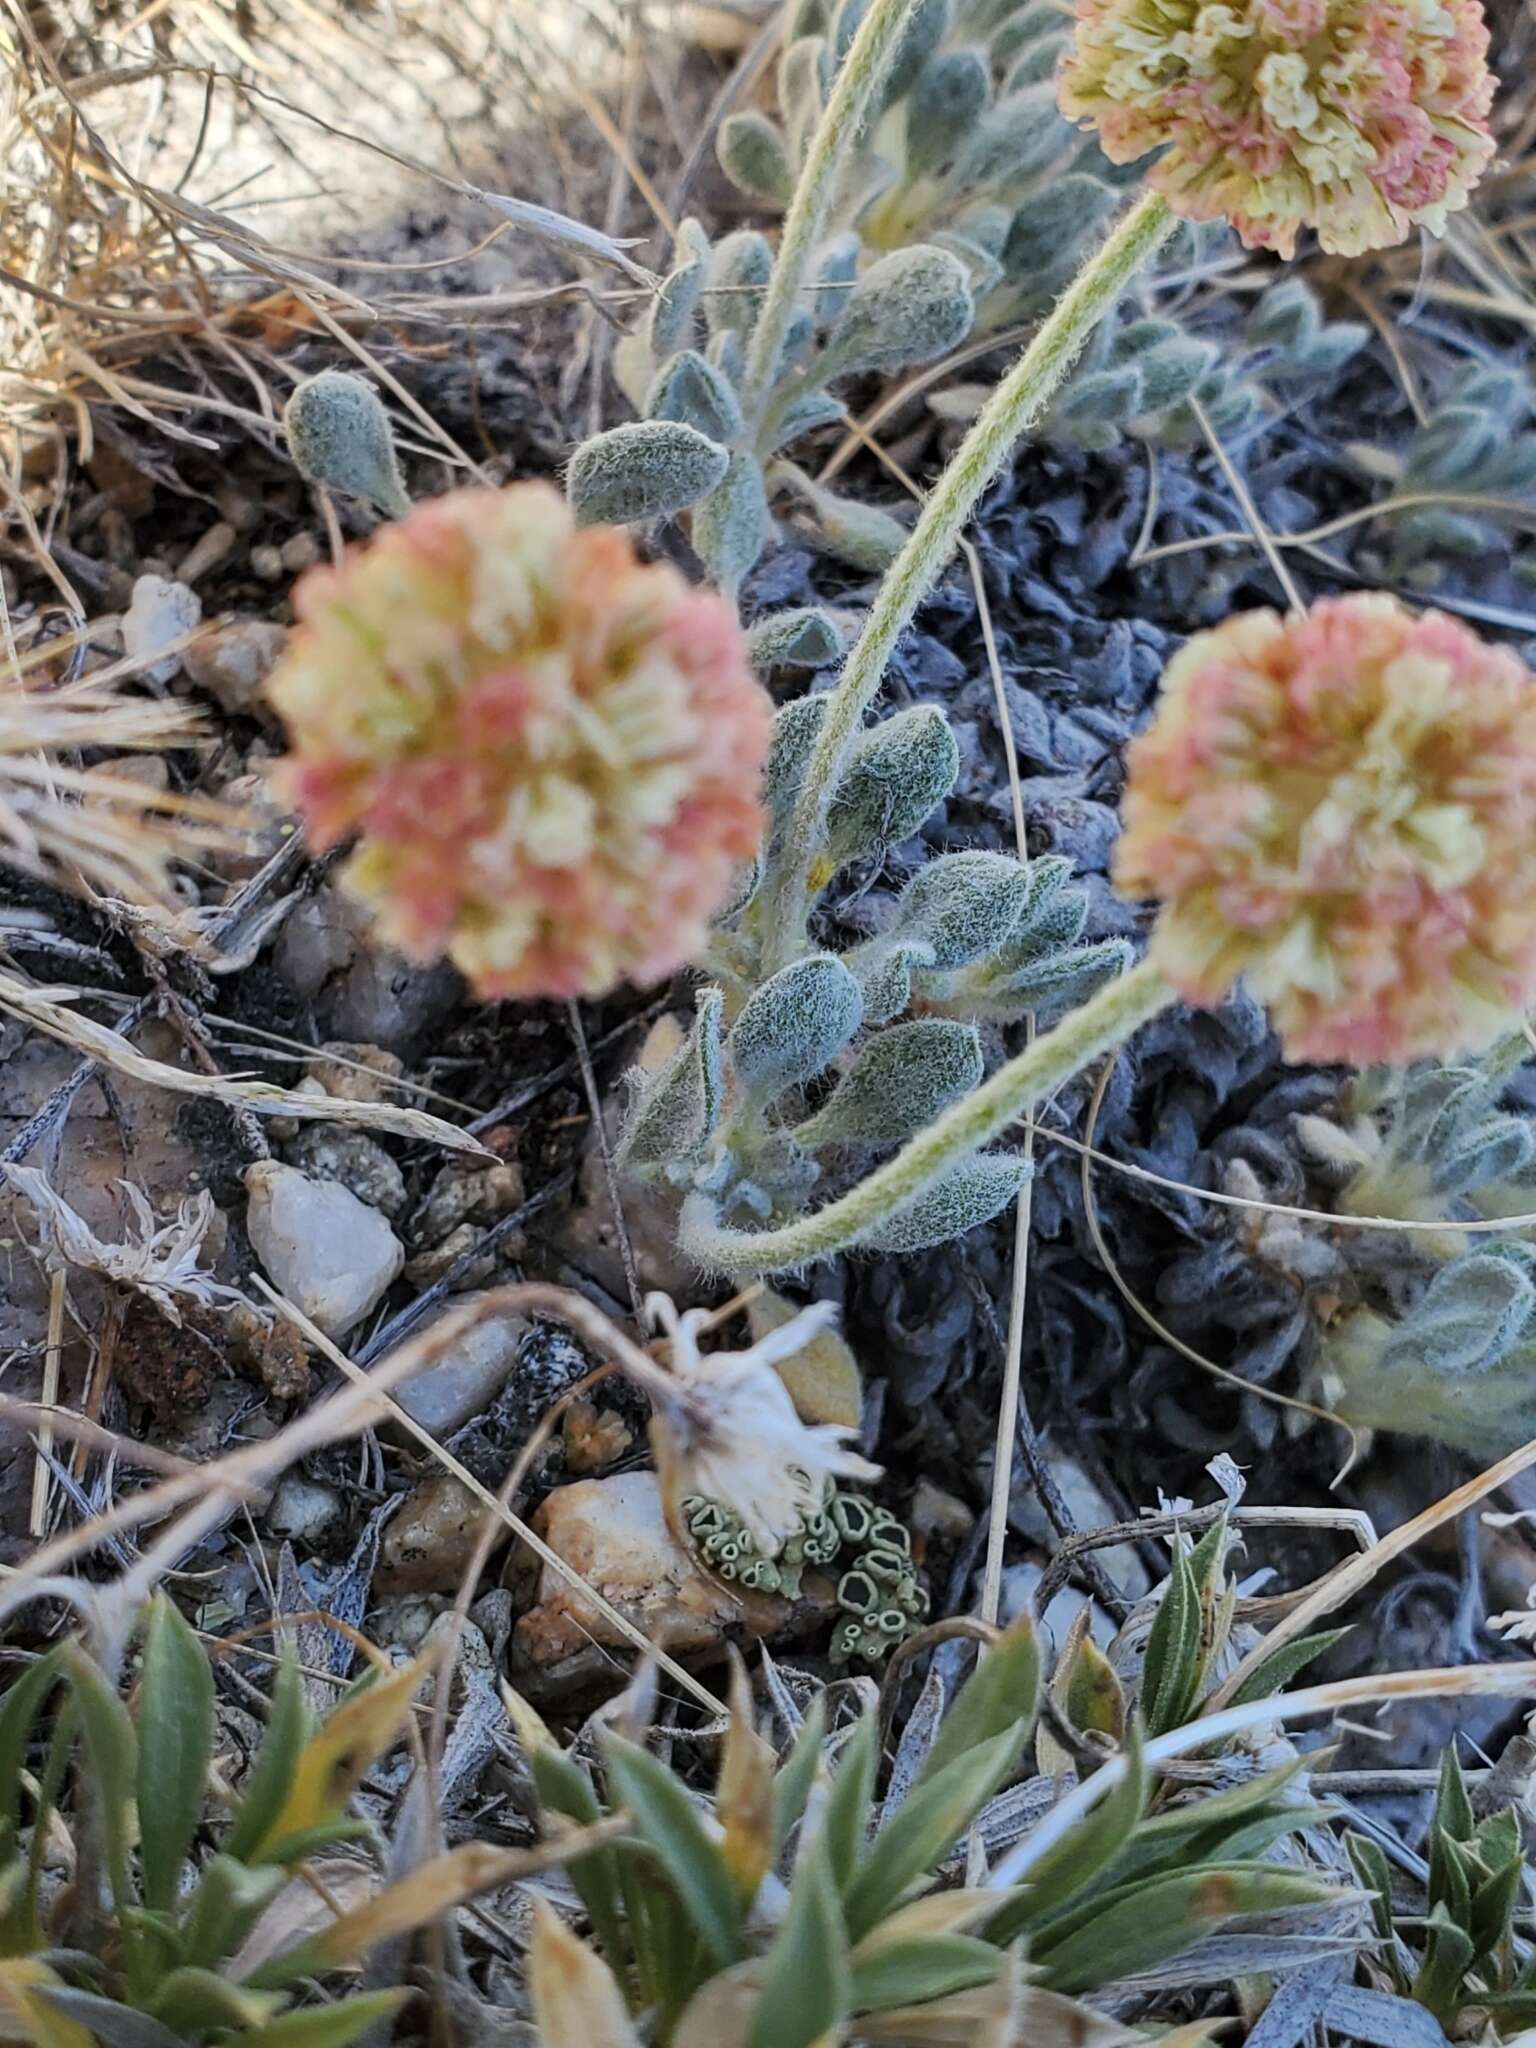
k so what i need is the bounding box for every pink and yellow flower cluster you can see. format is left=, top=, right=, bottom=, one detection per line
left=1115, top=595, right=1536, bottom=1065
left=265, top=483, right=771, bottom=1001
left=1058, top=0, right=1496, bottom=256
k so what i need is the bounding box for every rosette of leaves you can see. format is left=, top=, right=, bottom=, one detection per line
left=1367, top=363, right=1536, bottom=586
left=617, top=696, right=1130, bottom=1272
left=567, top=215, right=976, bottom=594
left=1346, top=1750, right=1536, bottom=2033
left=0, top=1601, right=607, bottom=2048
left=516, top=1529, right=1352, bottom=2046
left=1324, top=1238, right=1536, bottom=1456
left=1037, top=273, right=1367, bottom=453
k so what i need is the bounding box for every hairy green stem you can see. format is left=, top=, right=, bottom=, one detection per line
left=738, top=0, right=914, bottom=433
left=679, top=958, right=1173, bottom=1273
left=763, top=189, right=1176, bottom=972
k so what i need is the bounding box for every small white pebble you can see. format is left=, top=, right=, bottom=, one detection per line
left=122, top=574, right=202, bottom=686
left=280, top=531, right=322, bottom=573
left=250, top=544, right=284, bottom=582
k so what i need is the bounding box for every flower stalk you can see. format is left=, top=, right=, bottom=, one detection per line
left=762, top=189, right=1177, bottom=972
left=737, top=0, right=915, bottom=435
left=679, top=956, right=1173, bottom=1272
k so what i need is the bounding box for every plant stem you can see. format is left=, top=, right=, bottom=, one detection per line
left=738, top=0, right=914, bottom=433
left=679, top=958, right=1173, bottom=1273
left=763, top=188, right=1176, bottom=971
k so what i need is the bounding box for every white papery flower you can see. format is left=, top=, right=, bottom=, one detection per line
left=3, top=1165, right=245, bottom=1324
left=645, top=1292, right=880, bottom=1557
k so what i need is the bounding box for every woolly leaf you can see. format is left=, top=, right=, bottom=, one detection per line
left=882, top=0, right=953, bottom=105
left=646, top=349, right=745, bottom=442
left=718, top=111, right=795, bottom=205
left=854, top=1152, right=1033, bottom=1253
left=1382, top=1247, right=1536, bottom=1376
left=647, top=218, right=711, bottom=357
left=831, top=0, right=871, bottom=60
left=1005, top=32, right=1069, bottom=85
left=730, top=954, right=864, bottom=1098
left=618, top=988, right=725, bottom=1171
left=708, top=329, right=746, bottom=387
left=820, top=245, right=974, bottom=377
left=780, top=36, right=831, bottom=165
left=766, top=392, right=849, bottom=454
left=824, top=703, right=960, bottom=868
left=950, top=84, right=1072, bottom=199
left=778, top=465, right=911, bottom=569
left=907, top=50, right=991, bottom=179
left=693, top=453, right=770, bottom=597
left=1001, top=176, right=1115, bottom=280
left=798, top=1019, right=983, bottom=1147
left=568, top=420, right=729, bottom=525
left=766, top=695, right=830, bottom=835
left=284, top=372, right=408, bottom=519
left=1429, top=1115, right=1536, bottom=1197
left=890, top=851, right=1032, bottom=969
left=706, top=230, right=774, bottom=337
left=849, top=939, right=937, bottom=1027
left=747, top=608, right=845, bottom=675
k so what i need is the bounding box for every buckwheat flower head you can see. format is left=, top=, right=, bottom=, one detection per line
left=265, top=483, right=772, bottom=1001
left=1057, top=0, right=1496, bottom=256
left=644, top=1294, right=881, bottom=1556
left=1114, top=595, right=1536, bottom=1065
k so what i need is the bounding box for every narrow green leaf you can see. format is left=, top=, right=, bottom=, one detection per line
left=221, top=1652, right=310, bottom=1866
left=145, top=1965, right=280, bottom=2036
left=1346, top=1832, right=1396, bottom=1943
left=1227, top=1628, right=1349, bottom=1707
left=181, top=1854, right=287, bottom=1972
left=773, top=1698, right=826, bottom=1856
left=1140, top=1545, right=1199, bottom=1738
left=530, top=1746, right=627, bottom=1983
left=1412, top=1907, right=1477, bottom=2023
left=821, top=1713, right=878, bottom=1894
left=1433, top=1746, right=1475, bottom=1844
left=850, top=1932, right=1002, bottom=2014
left=1034, top=1864, right=1341, bottom=1995
left=986, top=1721, right=1147, bottom=1944
left=1469, top=1852, right=1524, bottom=1963
left=918, top=1617, right=1040, bottom=1790
left=603, top=1736, right=745, bottom=1970
left=0, top=1651, right=63, bottom=1840
left=63, top=1646, right=138, bottom=1928
left=137, top=1598, right=215, bottom=1915
left=15, top=1698, right=76, bottom=1954
left=749, top=1842, right=850, bottom=2048
left=1428, top=1828, right=1475, bottom=1928
left=240, top=1991, right=407, bottom=2048
left=1103, top=1752, right=1310, bottom=1885
left=843, top=1724, right=1023, bottom=1944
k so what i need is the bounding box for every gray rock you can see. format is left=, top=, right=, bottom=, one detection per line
left=285, top=1122, right=407, bottom=1217
left=325, top=944, right=461, bottom=1054
left=266, top=1473, right=344, bottom=1543
left=387, top=1300, right=531, bottom=1437
left=244, top=1160, right=403, bottom=1337
left=123, top=573, right=202, bottom=685
left=273, top=885, right=361, bottom=999
left=184, top=619, right=289, bottom=715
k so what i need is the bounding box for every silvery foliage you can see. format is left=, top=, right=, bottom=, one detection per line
left=617, top=695, right=1131, bottom=1266
left=566, top=0, right=1367, bottom=596
left=284, top=371, right=410, bottom=519
left=1293, top=1039, right=1536, bottom=1453
left=1364, top=363, right=1536, bottom=585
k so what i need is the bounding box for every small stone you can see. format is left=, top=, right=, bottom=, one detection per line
left=372, top=1593, right=446, bottom=1653
left=280, top=532, right=322, bottom=573
left=175, top=520, right=238, bottom=584
left=96, top=755, right=170, bottom=793
left=285, top=1122, right=407, bottom=1217
left=273, top=886, right=361, bottom=999
left=378, top=1473, right=492, bottom=1594
left=1008, top=1454, right=1150, bottom=1600
left=404, top=1221, right=497, bottom=1292
left=251, top=544, right=284, bottom=582
left=386, top=1299, right=531, bottom=1437
left=910, top=1479, right=974, bottom=1547
left=510, top=1471, right=788, bottom=1669
left=412, top=1150, right=525, bottom=1249
left=244, top=1160, right=403, bottom=1338
left=308, top=1041, right=405, bottom=1105
left=266, top=1473, right=344, bottom=1543
left=123, top=574, right=202, bottom=686
left=212, top=481, right=262, bottom=535
left=225, top=1302, right=311, bottom=1402
left=184, top=620, right=289, bottom=716
left=266, top=1077, right=329, bottom=1143
left=562, top=1399, right=634, bottom=1474
left=325, top=945, right=460, bottom=1055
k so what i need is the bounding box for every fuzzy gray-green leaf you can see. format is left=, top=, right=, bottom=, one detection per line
left=748, top=608, right=846, bottom=676
left=855, top=1153, right=1033, bottom=1253
left=890, top=851, right=1031, bottom=969
left=820, top=245, right=974, bottom=378
left=730, top=954, right=863, bottom=1098
left=568, top=420, right=730, bottom=526
left=825, top=704, right=960, bottom=868
left=693, top=453, right=769, bottom=597
left=798, top=1019, right=982, bottom=1147
left=284, top=371, right=409, bottom=519
left=718, top=111, right=795, bottom=206
left=137, top=1594, right=215, bottom=1914
left=646, top=350, right=745, bottom=443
